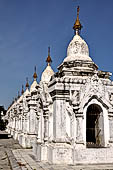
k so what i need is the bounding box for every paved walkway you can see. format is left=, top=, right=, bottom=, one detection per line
left=0, top=134, right=113, bottom=170
left=0, top=137, right=22, bottom=170
left=12, top=149, right=113, bottom=170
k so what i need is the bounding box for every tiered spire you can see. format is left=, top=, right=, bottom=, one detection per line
left=33, top=66, right=37, bottom=80
left=46, top=47, right=52, bottom=65
left=25, top=77, right=29, bottom=89
left=73, top=6, right=82, bottom=35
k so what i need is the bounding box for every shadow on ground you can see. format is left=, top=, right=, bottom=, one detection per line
left=0, top=130, right=11, bottom=139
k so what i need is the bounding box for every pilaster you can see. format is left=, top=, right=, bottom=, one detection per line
left=75, top=113, right=85, bottom=147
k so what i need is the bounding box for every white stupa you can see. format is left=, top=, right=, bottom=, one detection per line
left=64, top=7, right=92, bottom=63
left=41, top=47, right=54, bottom=84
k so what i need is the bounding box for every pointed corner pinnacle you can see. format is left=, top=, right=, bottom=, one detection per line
left=73, top=6, right=82, bottom=35
left=33, top=66, right=37, bottom=80
left=25, top=77, right=29, bottom=89
left=46, top=47, right=52, bottom=65
left=21, top=85, right=24, bottom=94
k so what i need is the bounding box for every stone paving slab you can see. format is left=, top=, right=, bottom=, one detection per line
left=12, top=149, right=113, bottom=170
left=6, top=150, right=22, bottom=170
left=0, top=136, right=22, bottom=170
left=0, top=135, right=113, bottom=170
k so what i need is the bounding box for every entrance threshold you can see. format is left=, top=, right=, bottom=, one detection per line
left=86, top=142, right=105, bottom=148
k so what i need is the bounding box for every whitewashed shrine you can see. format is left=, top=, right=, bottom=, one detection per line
left=6, top=7, right=113, bottom=164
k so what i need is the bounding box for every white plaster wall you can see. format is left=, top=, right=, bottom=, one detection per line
left=73, top=115, right=76, bottom=144
left=48, top=104, right=53, bottom=141
left=53, top=99, right=66, bottom=141
left=66, top=111, right=71, bottom=137
left=41, top=110, right=44, bottom=142
left=29, top=109, right=36, bottom=134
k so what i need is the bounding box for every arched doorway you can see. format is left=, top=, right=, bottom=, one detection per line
left=86, top=104, right=104, bottom=148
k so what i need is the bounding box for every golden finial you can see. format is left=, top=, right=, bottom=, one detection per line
left=33, top=66, right=37, bottom=80
left=25, top=77, right=29, bottom=89
left=21, top=85, right=24, bottom=94
left=46, top=47, right=52, bottom=65
left=73, top=6, right=82, bottom=35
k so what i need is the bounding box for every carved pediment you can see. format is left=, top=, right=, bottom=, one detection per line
left=77, top=74, right=113, bottom=112
left=80, top=74, right=105, bottom=101
left=84, top=95, right=109, bottom=109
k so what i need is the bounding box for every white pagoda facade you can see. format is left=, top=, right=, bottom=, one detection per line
left=6, top=7, right=113, bottom=164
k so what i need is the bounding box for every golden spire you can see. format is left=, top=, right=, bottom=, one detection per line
left=21, top=85, right=24, bottom=94
left=25, top=77, right=29, bottom=89
left=46, top=47, right=52, bottom=65
left=73, top=6, right=82, bottom=35
left=33, top=66, right=37, bottom=80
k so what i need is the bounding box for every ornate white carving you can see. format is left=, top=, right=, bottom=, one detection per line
left=109, top=93, right=113, bottom=105
left=23, top=96, right=29, bottom=113
left=70, top=90, right=79, bottom=105
left=80, top=74, right=105, bottom=101
left=66, top=102, right=73, bottom=116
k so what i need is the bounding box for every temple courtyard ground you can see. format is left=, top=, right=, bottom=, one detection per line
left=0, top=132, right=113, bottom=170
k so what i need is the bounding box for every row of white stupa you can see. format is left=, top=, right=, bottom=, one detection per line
left=6, top=7, right=113, bottom=165
left=8, top=48, right=54, bottom=110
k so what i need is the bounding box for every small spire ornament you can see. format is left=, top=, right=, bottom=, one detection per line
left=46, top=47, right=52, bottom=65
left=21, top=85, right=24, bottom=95
left=73, top=6, right=82, bottom=35
left=33, top=66, right=37, bottom=80
left=25, top=77, right=29, bottom=89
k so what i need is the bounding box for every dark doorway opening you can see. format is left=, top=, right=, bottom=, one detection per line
left=86, top=104, right=103, bottom=148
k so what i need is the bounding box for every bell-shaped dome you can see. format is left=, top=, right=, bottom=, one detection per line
left=23, top=78, right=30, bottom=95
left=41, top=47, right=54, bottom=83
left=41, top=65, right=54, bottom=83
left=30, top=80, right=38, bottom=92
left=64, top=6, right=92, bottom=63
left=64, top=34, right=92, bottom=62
